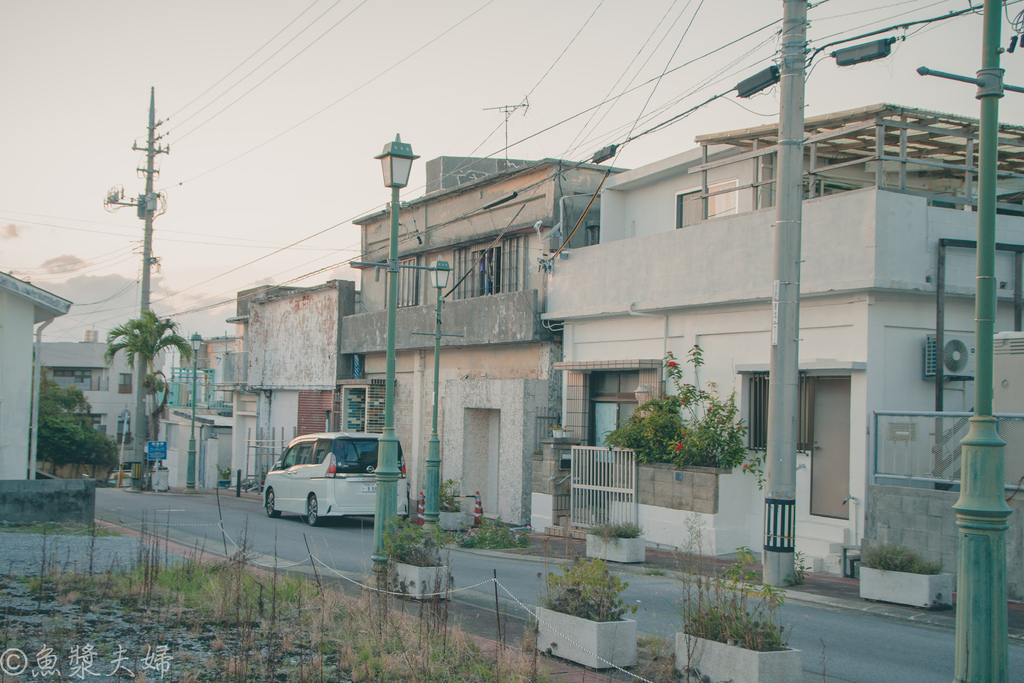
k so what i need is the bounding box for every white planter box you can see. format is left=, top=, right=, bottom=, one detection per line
left=586, top=535, right=646, bottom=564
left=859, top=566, right=953, bottom=608
left=438, top=511, right=463, bottom=531
left=535, top=606, right=636, bottom=669
left=675, top=632, right=801, bottom=683
left=390, top=562, right=450, bottom=600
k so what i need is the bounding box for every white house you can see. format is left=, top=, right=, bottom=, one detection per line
left=0, top=273, right=71, bottom=480
left=538, top=104, right=1024, bottom=572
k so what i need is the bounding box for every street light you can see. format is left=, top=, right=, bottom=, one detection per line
left=186, top=333, right=201, bottom=490
left=372, top=134, right=419, bottom=572
left=423, top=259, right=452, bottom=529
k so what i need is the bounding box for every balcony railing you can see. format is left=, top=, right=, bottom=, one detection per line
left=167, top=368, right=233, bottom=415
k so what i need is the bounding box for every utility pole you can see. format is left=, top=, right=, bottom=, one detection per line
left=762, top=0, right=807, bottom=587
left=917, top=1, right=1019, bottom=678
left=104, top=87, right=169, bottom=488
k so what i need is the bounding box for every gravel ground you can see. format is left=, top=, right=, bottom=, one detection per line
left=0, top=531, right=142, bottom=577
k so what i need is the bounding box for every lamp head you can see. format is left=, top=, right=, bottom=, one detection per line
left=190, top=333, right=202, bottom=353
left=430, top=259, right=451, bottom=290
left=374, top=134, right=419, bottom=189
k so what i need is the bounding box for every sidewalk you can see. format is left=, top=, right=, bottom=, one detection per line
left=513, top=531, right=1024, bottom=642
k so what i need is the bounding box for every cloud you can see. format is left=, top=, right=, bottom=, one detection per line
left=1, top=223, right=20, bottom=239
left=41, top=254, right=89, bottom=274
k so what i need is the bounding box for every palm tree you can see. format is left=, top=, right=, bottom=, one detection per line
left=105, top=310, right=193, bottom=443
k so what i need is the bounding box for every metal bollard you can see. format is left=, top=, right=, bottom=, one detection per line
left=236, top=469, right=241, bottom=497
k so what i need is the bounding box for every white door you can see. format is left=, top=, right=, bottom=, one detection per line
left=810, top=378, right=851, bottom=519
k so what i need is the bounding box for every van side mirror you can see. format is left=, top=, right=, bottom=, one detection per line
left=273, top=460, right=284, bottom=471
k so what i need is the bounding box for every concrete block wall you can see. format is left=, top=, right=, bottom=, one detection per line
left=0, top=479, right=96, bottom=525
left=865, top=484, right=1024, bottom=600
left=637, top=463, right=724, bottom=514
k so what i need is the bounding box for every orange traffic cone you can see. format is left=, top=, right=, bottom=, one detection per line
left=416, top=491, right=425, bottom=526
left=473, top=491, right=483, bottom=527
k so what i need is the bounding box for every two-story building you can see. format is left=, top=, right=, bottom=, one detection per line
left=539, top=104, right=1024, bottom=574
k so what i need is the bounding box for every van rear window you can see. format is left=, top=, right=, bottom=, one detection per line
left=332, top=438, right=403, bottom=473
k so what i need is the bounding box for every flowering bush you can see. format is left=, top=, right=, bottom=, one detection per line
left=454, top=517, right=530, bottom=550
left=605, top=346, right=757, bottom=475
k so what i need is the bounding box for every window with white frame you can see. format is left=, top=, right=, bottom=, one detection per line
left=397, top=256, right=419, bottom=307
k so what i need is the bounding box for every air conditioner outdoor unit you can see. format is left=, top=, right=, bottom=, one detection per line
left=923, top=334, right=975, bottom=381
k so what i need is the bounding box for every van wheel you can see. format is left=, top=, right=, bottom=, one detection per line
left=265, top=489, right=281, bottom=518
left=306, top=494, right=321, bottom=527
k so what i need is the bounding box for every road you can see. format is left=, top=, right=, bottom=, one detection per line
left=95, top=488, right=1023, bottom=682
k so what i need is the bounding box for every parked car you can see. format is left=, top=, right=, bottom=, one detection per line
left=263, top=432, right=408, bottom=526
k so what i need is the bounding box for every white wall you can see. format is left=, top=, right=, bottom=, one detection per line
left=0, top=294, right=34, bottom=479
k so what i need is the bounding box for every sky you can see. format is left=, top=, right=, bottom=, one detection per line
left=2, top=0, right=1023, bottom=345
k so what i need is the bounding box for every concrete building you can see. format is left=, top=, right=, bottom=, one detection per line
left=539, top=104, right=1024, bottom=571
left=0, top=273, right=71, bottom=480
left=337, top=156, right=617, bottom=523
left=40, top=337, right=135, bottom=441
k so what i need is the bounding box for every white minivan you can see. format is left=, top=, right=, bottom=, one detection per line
left=263, top=432, right=408, bottom=526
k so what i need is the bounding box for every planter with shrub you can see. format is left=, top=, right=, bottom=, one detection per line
left=859, top=543, right=951, bottom=609
left=536, top=558, right=638, bottom=669
left=586, top=522, right=646, bottom=564
left=382, top=517, right=451, bottom=600
left=675, top=546, right=800, bottom=683
left=437, top=478, right=463, bottom=531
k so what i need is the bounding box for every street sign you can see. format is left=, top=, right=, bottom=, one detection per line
left=146, top=441, right=167, bottom=461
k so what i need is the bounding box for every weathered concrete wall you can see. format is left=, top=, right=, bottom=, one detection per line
left=638, top=464, right=726, bottom=514
left=441, top=378, right=548, bottom=525
left=865, top=484, right=1024, bottom=600
left=0, top=479, right=96, bottom=524
left=248, top=281, right=354, bottom=389
left=340, top=289, right=550, bottom=354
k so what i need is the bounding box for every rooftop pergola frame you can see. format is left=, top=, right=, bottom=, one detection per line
left=689, top=103, right=1024, bottom=214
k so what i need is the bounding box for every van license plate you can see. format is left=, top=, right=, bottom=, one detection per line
left=361, top=484, right=376, bottom=493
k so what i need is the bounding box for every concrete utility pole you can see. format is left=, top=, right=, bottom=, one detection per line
left=919, top=1, right=1016, bottom=678
left=762, top=0, right=807, bottom=587
left=104, top=87, right=168, bottom=487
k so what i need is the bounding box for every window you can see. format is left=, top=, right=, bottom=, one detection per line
left=591, top=371, right=640, bottom=445
left=296, top=441, right=315, bottom=465
left=118, top=373, right=133, bottom=394
left=676, top=179, right=739, bottom=228
left=452, top=236, right=523, bottom=300
left=746, top=372, right=815, bottom=451
left=397, top=256, right=419, bottom=307
left=585, top=224, right=600, bottom=246
left=90, top=415, right=105, bottom=433
left=52, top=368, right=96, bottom=391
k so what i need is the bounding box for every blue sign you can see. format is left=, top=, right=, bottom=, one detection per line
left=146, top=441, right=168, bottom=460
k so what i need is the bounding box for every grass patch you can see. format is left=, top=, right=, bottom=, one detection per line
left=3, top=524, right=547, bottom=682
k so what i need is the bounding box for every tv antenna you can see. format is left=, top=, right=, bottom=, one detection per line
left=483, top=97, right=529, bottom=161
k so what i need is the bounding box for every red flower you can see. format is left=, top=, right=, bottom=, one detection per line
left=667, top=361, right=678, bottom=367
left=674, top=443, right=683, bottom=451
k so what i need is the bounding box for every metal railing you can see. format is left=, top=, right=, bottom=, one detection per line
left=569, top=446, right=637, bottom=528
left=874, top=411, right=1024, bottom=488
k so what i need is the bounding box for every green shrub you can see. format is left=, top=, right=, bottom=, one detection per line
left=682, top=547, right=789, bottom=652
left=590, top=521, right=642, bottom=540
left=439, top=478, right=461, bottom=513
left=382, top=517, right=446, bottom=567
left=864, top=543, right=943, bottom=575
left=605, top=347, right=752, bottom=473
left=541, top=558, right=638, bottom=623
left=454, top=517, right=529, bottom=550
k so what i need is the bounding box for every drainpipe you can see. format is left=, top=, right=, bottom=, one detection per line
left=628, top=303, right=668, bottom=360
left=28, top=319, right=53, bottom=479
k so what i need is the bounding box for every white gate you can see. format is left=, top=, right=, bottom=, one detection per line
left=570, top=446, right=637, bottom=528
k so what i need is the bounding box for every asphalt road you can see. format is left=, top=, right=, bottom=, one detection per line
left=95, top=488, right=1023, bottom=682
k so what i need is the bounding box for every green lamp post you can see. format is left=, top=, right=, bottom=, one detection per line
left=423, top=259, right=452, bottom=529
left=371, top=134, right=419, bottom=573
left=186, top=333, right=201, bottom=490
